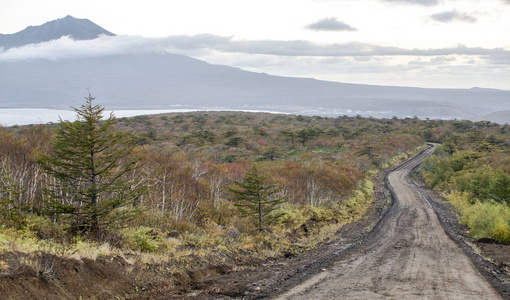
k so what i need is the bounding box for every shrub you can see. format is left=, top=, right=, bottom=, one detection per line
left=120, top=226, right=164, bottom=252
left=25, top=215, right=68, bottom=241
left=277, top=205, right=307, bottom=228
left=462, top=201, right=510, bottom=243
left=447, top=192, right=510, bottom=244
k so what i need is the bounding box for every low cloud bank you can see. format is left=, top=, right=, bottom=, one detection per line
left=1, top=34, right=508, bottom=62
left=1, top=34, right=508, bottom=89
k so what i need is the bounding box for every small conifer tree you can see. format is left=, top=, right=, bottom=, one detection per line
left=38, top=93, right=145, bottom=233
left=228, top=165, right=286, bottom=231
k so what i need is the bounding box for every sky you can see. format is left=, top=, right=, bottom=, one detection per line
left=1, top=0, right=510, bottom=89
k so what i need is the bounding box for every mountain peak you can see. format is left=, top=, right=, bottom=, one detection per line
left=0, top=15, right=115, bottom=50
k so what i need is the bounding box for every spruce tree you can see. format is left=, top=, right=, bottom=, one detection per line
left=228, top=165, right=286, bottom=231
left=38, top=94, right=144, bottom=233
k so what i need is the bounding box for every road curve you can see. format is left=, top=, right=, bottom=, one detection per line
left=276, top=145, right=502, bottom=300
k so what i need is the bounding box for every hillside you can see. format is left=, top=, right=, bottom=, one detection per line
left=476, top=110, right=510, bottom=124
left=1, top=53, right=510, bottom=121
left=1, top=107, right=510, bottom=298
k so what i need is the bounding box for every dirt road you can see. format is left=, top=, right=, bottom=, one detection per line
left=276, top=145, right=502, bottom=300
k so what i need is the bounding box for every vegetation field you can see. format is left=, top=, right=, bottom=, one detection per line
left=1, top=98, right=510, bottom=297
left=420, top=120, right=510, bottom=243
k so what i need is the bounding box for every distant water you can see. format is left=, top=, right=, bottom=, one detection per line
left=0, top=108, right=286, bottom=127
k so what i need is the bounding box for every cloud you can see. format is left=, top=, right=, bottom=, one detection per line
left=217, top=40, right=509, bottom=61
left=431, top=11, right=477, bottom=23
left=408, top=56, right=456, bottom=66
left=430, top=56, right=456, bottom=64
left=305, top=18, right=356, bottom=31
left=1, top=35, right=508, bottom=66
left=0, top=34, right=230, bottom=61
left=381, top=0, right=438, bottom=6
left=486, top=52, right=510, bottom=65
left=1, top=34, right=508, bottom=89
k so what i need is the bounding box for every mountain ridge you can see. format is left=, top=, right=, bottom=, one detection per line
left=2, top=52, right=509, bottom=121
left=0, top=15, right=115, bottom=50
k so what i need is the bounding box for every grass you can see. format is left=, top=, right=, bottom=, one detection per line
left=0, top=175, right=378, bottom=272
left=0, top=226, right=116, bottom=260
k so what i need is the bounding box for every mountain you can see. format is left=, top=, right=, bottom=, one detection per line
left=0, top=15, right=115, bottom=50
left=476, top=111, right=510, bottom=124
left=0, top=17, right=509, bottom=122
left=1, top=52, right=510, bottom=121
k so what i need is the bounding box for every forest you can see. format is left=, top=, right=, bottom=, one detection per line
left=1, top=96, right=510, bottom=280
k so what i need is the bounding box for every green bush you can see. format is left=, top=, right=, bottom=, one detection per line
left=447, top=192, right=510, bottom=244
left=307, top=205, right=338, bottom=222
left=26, top=215, right=68, bottom=241
left=120, top=226, right=163, bottom=252
left=277, top=205, right=307, bottom=228
left=462, top=201, right=510, bottom=243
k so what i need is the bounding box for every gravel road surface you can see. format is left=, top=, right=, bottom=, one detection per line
left=276, top=146, right=502, bottom=300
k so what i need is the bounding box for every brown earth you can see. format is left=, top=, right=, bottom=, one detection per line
left=2, top=145, right=510, bottom=299
left=0, top=252, right=137, bottom=299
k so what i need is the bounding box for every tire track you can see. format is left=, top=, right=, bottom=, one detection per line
left=275, top=144, right=502, bottom=300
